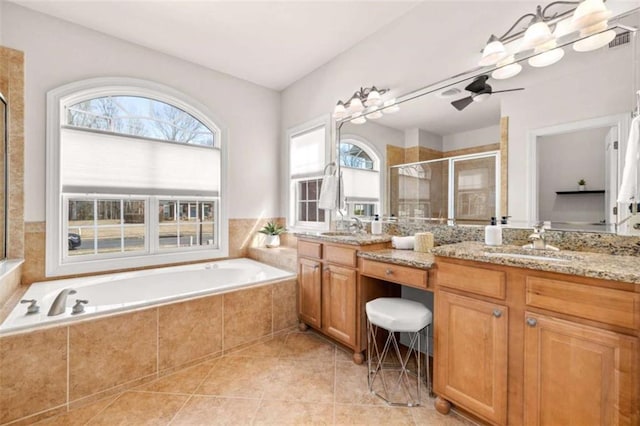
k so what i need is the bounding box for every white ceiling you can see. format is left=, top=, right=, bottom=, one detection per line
left=11, top=0, right=421, bottom=90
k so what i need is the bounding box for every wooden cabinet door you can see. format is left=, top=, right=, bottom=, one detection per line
left=435, top=290, right=508, bottom=425
left=322, top=264, right=357, bottom=347
left=524, top=312, right=639, bottom=426
left=298, top=257, right=322, bottom=328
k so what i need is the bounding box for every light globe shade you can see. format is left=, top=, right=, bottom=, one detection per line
left=365, top=109, right=383, bottom=120
left=529, top=47, right=565, bottom=67
left=573, top=29, right=616, bottom=52
left=366, top=89, right=382, bottom=107
left=347, top=95, right=364, bottom=114
left=571, top=0, right=612, bottom=32
left=332, top=101, right=346, bottom=119
left=520, top=21, right=554, bottom=51
left=350, top=115, right=366, bottom=125
left=491, top=55, right=522, bottom=80
left=473, top=93, right=490, bottom=103
left=383, top=99, right=400, bottom=113
left=479, top=37, right=507, bottom=66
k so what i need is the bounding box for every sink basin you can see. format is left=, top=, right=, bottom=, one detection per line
left=482, top=252, right=569, bottom=262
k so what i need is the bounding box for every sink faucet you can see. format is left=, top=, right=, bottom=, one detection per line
left=528, top=223, right=547, bottom=250
left=47, top=288, right=77, bottom=316
left=524, top=223, right=560, bottom=251
left=349, top=217, right=364, bottom=234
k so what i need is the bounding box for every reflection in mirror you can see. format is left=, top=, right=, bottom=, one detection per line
left=533, top=115, right=626, bottom=233
left=390, top=151, right=499, bottom=225
left=336, top=7, right=638, bottom=234
left=0, top=93, right=5, bottom=259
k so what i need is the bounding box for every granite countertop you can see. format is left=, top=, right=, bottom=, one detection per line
left=295, top=232, right=392, bottom=246
left=432, top=241, right=640, bottom=284
left=357, top=249, right=435, bottom=269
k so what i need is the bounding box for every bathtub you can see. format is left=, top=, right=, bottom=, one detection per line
left=0, top=258, right=295, bottom=334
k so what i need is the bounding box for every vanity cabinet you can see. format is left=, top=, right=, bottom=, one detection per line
left=296, top=238, right=389, bottom=363
left=434, top=256, right=639, bottom=426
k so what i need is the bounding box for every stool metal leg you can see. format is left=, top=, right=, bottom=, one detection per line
left=367, top=320, right=429, bottom=407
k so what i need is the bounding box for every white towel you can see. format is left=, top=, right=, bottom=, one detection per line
left=618, top=115, right=640, bottom=202
left=392, top=236, right=415, bottom=250
left=319, top=174, right=337, bottom=210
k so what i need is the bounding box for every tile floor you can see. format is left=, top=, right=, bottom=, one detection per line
left=35, top=329, right=476, bottom=425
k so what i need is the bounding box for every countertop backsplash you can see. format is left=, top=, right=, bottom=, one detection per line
left=376, top=222, right=640, bottom=257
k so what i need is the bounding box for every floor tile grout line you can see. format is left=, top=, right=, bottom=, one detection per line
left=166, top=394, right=193, bottom=426
left=81, top=392, right=125, bottom=425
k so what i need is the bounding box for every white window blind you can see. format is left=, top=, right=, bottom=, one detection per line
left=342, top=168, right=380, bottom=201
left=290, top=126, right=326, bottom=179
left=61, top=127, right=220, bottom=196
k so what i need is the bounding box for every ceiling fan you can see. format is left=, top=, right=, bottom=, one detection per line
left=451, top=75, right=524, bottom=111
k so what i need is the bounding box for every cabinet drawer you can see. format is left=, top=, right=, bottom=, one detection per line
left=325, top=244, right=357, bottom=267
left=298, top=240, right=322, bottom=259
left=526, top=276, right=640, bottom=329
left=360, top=258, right=428, bottom=290
left=437, top=261, right=506, bottom=300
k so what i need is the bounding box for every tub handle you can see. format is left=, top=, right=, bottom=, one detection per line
left=20, top=299, right=40, bottom=314
left=72, top=299, right=89, bottom=315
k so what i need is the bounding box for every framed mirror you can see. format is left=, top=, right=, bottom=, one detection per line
left=336, top=7, right=639, bottom=234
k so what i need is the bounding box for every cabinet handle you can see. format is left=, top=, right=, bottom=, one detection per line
left=526, top=317, right=537, bottom=327
left=313, top=265, right=319, bottom=270
left=492, top=309, right=502, bottom=318
left=324, top=267, right=330, bottom=272
left=385, top=269, right=393, bottom=276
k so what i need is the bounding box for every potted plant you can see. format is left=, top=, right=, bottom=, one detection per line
left=578, top=179, right=586, bottom=191
left=259, top=222, right=285, bottom=248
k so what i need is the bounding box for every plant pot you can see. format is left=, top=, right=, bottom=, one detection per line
left=265, top=234, right=280, bottom=248
left=578, top=185, right=586, bottom=191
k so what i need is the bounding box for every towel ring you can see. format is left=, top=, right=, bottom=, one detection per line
left=323, top=162, right=337, bottom=175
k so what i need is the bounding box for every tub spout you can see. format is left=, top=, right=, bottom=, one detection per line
left=47, top=288, right=77, bottom=316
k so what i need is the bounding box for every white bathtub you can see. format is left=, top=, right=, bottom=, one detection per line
left=0, top=258, right=295, bottom=334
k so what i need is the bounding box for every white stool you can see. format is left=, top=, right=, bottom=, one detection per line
left=366, top=297, right=432, bottom=407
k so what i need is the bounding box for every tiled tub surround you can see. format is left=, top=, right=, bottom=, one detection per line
left=1, top=258, right=292, bottom=334
left=0, top=276, right=297, bottom=425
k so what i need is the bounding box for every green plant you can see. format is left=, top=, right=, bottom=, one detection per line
left=259, top=222, right=285, bottom=236
left=578, top=179, right=586, bottom=186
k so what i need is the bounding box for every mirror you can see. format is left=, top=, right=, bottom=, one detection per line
left=337, top=8, right=638, bottom=233
left=0, top=92, right=6, bottom=258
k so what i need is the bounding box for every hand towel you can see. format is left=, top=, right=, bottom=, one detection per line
left=618, top=115, right=640, bottom=202
left=392, top=236, right=415, bottom=250
left=318, top=174, right=337, bottom=210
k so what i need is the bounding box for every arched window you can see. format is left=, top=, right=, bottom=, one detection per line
left=339, top=138, right=381, bottom=217
left=46, top=78, right=227, bottom=276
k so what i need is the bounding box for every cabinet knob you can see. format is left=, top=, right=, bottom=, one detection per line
left=492, top=309, right=502, bottom=318
left=526, top=317, right=537, bottom=327
left=385, top=269, right=393, bottom=276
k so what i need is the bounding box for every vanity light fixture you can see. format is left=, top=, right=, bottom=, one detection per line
left=491, top=55, right=523, bottom=80
left=478, top=0, right=613, bottom=69
left=333, top=86, right=399, bottom=124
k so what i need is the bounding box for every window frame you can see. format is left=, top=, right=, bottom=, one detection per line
left=286, top=115, right=331, bottom=232
left=338, top=135, right=383, bottom=216
left=46, top=77, right=228, bottom=277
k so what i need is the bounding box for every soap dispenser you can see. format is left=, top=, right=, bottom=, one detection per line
left=371, top=214, right=382, bottom=235
left=485, top=217, right=502, bottom=246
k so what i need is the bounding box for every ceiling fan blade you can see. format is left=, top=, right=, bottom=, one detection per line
left=465, top=75, right=489, bottom=93
left=451, top=96, right=474, bottom=111
left=492, top=88, right=525, bottom=94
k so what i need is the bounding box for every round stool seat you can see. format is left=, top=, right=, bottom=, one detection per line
left=366, top=298, right=432, bottom=333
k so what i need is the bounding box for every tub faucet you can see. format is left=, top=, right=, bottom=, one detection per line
left=47, top=288, right=77, bottom=316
